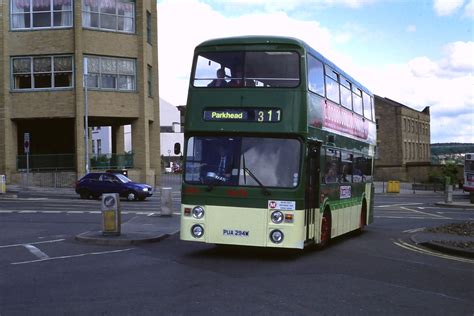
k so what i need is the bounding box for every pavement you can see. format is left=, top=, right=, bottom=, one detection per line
left=1, top=182, right=473, bottom=257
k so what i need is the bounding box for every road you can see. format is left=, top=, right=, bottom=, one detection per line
left=0, top=191, right=473, bottom=315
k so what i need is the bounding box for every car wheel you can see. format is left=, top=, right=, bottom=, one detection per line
left=127, top=192, right=137, bottom=201
left=80, top=190, right=92, bottom=199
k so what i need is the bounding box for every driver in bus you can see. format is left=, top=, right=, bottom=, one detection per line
left=207, top=68, right=227, bottom=88
left=215, top=145, right=233, bottom=180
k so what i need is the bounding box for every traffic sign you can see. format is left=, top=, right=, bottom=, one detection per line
left=24, top=133, right=30, bottom=153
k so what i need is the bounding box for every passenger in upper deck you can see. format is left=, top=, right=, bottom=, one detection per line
left=207, top=68, right=227, bottom=88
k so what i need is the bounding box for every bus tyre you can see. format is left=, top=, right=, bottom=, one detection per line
left=319, top=211, right=331, bottom=248
left=359, top=201, right=367, bottom=232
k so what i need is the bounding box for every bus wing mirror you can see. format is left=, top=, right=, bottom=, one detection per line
left=174, top=143, right=181, bottom=155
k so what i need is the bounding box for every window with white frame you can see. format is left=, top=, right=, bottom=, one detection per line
left=84, top=56, right=136, bottom=91
left=11, top=0, right=73, bottom=30
left=12, top=55, right=73, bottom=90
left=82, top=0, right=135, bottom=33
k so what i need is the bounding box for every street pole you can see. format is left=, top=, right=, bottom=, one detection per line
left=84, top=59, right=90, bottom=174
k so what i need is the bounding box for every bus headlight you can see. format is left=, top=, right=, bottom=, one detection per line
left=192, top=206, right=205, bottom=219
left=270, top=229, right=284, bottom=244
left=271, top=211, right=284, bottom=224
left=191, top=224, right=204, bottom=238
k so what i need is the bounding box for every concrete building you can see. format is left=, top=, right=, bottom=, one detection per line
left=0, top=0, right=160, bottom=186
left=374, top=95, right=431, bottom=181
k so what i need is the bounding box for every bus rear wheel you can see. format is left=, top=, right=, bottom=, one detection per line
left=319, top=211, right=331, bottom=248
left=359, top=201, right=367, bottom=232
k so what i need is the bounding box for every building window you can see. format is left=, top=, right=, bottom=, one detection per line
left=147, top=65, right=153, bottom=97
left=12, top=55, right=73, bottom=90
left=146, top=11, right=152, bottom=44
left=82, top=0, right=135, bottom=33
left=11, top=0, right=73, bottom=30
left=84, top=56, right=136, bottom=91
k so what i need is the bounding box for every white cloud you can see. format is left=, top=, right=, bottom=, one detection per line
left=209, top=0, right=376, bottom=11
left=442, top=41, right=474, bottom=73
left=157, top=1, right=474, bottom=143
left=157, top=0, right=333, bottom=106
left=463, top=0, right=474, bottom=17
left=359, top=41, right=474, bottom=143
left=433, top=0, right=465, bottom=16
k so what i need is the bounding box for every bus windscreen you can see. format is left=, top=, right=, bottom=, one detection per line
left=184, top=136, right=301, bottom=188
left=193, top=51, right=300, bottom=88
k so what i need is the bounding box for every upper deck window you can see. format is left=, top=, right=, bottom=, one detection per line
left=308, top=55, right=324, bottom=96
left=325, top=65, right=340, bottom=104
left=193, top=51, right=300, bottom=88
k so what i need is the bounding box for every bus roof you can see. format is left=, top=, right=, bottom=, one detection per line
left=196, top=35, right=373, bottom=96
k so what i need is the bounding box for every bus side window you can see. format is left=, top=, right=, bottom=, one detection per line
left=324, top=149, right=339, bottom=184
left=340, top=152, right=353, bottom=183
left=352, top=153, right=364, bottom=183
left=364, top=156, right=373, bottom=182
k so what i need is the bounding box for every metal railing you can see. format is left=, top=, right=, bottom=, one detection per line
left=17, top=154, right=75, bottom=171
left=90, top=153, right=134, bottom=170
left=17, top=153, right=134, bottom=171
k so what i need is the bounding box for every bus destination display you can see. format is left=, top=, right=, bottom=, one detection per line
left=203, top=108, right=281, bottom=122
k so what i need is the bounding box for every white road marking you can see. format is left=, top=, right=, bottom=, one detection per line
left=0, top=238, right=65, bottom=249
left=376, top=203, right=423, bottom=208
left=23, top=244, right=49, bottom=260
left=11, top=248, right=134, bottom=265
left=375, top=216, right=451, bottom=220
left=400, top=206, right=450, bottom=219
left=403, top=227, right=426, bottom=233
left=393, top=239, right=474, bottom=264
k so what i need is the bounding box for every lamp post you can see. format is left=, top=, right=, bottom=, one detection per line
left=84, top=58, right=90, bottom=174
left=167, top=149, right=171, bottom=168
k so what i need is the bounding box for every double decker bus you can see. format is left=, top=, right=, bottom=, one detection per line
left=179, top=36, right=376, bottom=249
left=464, top=153, right=474, bottom=192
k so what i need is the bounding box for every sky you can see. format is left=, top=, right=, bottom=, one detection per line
left=157, top=0, right=474, bottom=143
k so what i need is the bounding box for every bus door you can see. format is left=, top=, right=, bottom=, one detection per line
left=305, top=143, right=320, bottom=243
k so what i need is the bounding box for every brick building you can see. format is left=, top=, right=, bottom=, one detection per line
left=0, top=0, right=160, bottom=186
left=374, top=95, right=431, bottom=181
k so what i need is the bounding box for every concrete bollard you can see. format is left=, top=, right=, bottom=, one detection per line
left=444, top=185, right=453, bottom=204
left=160, top=187, right=173, bottom=216
left=0, top=175, right=6, bottom=194
left=101, top=193, right=121, bottom=236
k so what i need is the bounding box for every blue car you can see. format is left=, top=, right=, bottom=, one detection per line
left=75, top=172, right=153, bottom=201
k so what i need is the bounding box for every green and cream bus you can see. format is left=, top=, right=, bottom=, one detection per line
left=179, top=36, right=376, bottom=249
